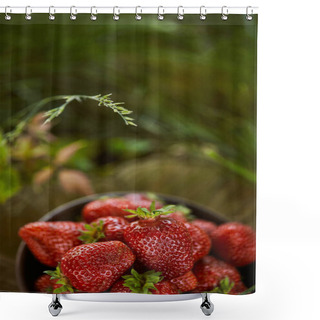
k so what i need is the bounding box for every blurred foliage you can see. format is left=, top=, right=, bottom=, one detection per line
left=0, top=134, right=21, bottom=203
left=0, top=15, right=256, bottom=181
left=0, top=93, right=136, bottom=203
left=0, top=14, right=256, bottom=202
left=0, top=15, right=257, bottom=290
left=0, top=112, right=96, bottom=203
left=3, top=94, right=136, bottom=143
left=107, top=137, right=154, bottom=160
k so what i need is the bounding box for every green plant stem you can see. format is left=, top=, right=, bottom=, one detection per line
left=203, top=147, right=256, bottom=183
left=4, top=94, right=136, bottom=143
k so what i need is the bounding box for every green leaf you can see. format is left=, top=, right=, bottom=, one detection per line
left=160, top=205, right=176, bottom=212
left=44, top=264, right=64, bottom=280
left=0, top=165, right=21, bottom=204
left=125, top=214, right=139, bottom=219
left=210, top=277, right=235, bottom=294
left=124, top=203, right=176, bottom=219
left=122, top=269, right=163, bottom=294
left=0, top=133, right=21, bottom=203
left=203, top=147, right=256, bottom=183
left=93, top=94, right=137, bottom=127
left=44, top=264, right=75, bottom=294
left=54, top=285, right=74, bottom=294
left=124, top=209, right=138, bottom=214
left=43, top=103, right=67, bottom=125
left=44, top=270, right=57, bottom=279
left=127, top=122, right=137, bottom=127
left=150, top=201, right=156, bottom=212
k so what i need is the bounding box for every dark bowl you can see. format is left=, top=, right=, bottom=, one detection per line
left=16, top=192, right=255, bottom=292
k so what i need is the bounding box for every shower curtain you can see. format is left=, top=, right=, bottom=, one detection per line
left=0, top=11, right=257, bottom=297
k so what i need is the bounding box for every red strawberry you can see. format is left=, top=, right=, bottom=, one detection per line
left=184, top=223, right=211, bottom=262
left=82, top=197, right=162, bottom=223
left=82, top=198, right=135, bottom=223
left=110, top=279, right=131, bottom=293
left=123, top=203, right=194, bottom=279
left=124, top=193, right=151, bottom=202
left=131, top=259, right=149, bottom=274
left=169, top=271, right=198, bottom=293
left=96, top=216, right=128, bottom=241
left=191, top=219, right=217, bottom=236
left=60, top=241, right=135, bottom=292
left=44, top=265, right=75, bottom=294
left=79, top=216, right=129, bottom=243
left=34, top=274, right=55, bottom=293
left=110, top=269, right=178, bottom=294
left=229, top=281, right=248, bottom=295
left=124, top=193, right=163, bottom=207
left=125, top=194, right=163, bottom=213
left=124, top=192, right=161, bottom=202
left=210, top=222, right=256, bottom=267
left=192, top=256, right=241, bottom=292
left=19, top=221, right=85, bottom=267
left=152, top=281, right=178, bottom=294
left=167, top=212, right=188, bottom=223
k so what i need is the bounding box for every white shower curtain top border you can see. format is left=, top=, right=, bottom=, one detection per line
left=0, top=6, right=258, bottom=16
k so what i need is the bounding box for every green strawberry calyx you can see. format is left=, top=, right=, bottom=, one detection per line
left=122, top=269, right=163, bottom=294
left=44, top=264, right=75, bottom=294
left=124, top=201, right=176, bottom=219
left=209, top=277, right=235, bottom=294
left=78, top=220, right=105, bottom=244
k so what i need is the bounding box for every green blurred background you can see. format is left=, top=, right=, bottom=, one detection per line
left=0, top=14, right=257, bottom=291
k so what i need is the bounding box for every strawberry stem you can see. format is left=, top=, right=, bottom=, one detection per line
left=78, top=220, right=105, bottom=244
left=44, top=264, right=75, bottom=294
left=209, top=277, right=235, bottom=294
left=124, top=201, right=176, bottom=219
left=122, top=269, right=163, bottom=294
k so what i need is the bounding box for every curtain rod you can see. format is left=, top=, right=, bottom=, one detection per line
left=0, top=6, right=258, bottom=16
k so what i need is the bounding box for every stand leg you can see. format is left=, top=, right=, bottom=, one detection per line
left=48, top=294, right=63, bottom=317
left=200, top=293, right=214, bottom=316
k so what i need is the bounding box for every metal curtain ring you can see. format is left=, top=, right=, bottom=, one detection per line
left=70, top=6, right=77, bottom=20
left=135, top=6, right=142, bottom=21
left=158, top=6, right=164, bottom=20
left=221, top=6, right=228, bottom=21
left=113, top=6, right=120, bottom=21
left=90, top=6, right=97, bottom=21
left=49, top=6, right=55, bottom=21
left=25, top=6, right=32, bottom=20
left=200, top=6, right=207, bottom=20
left=5, top=6, right=11, bottom=21
left=246, top=6, right=253, bottom=21
left=177, top=6, right=184, bottom=20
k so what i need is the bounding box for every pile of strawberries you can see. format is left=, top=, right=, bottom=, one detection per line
left=19, top=193, right=256, bottom=295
